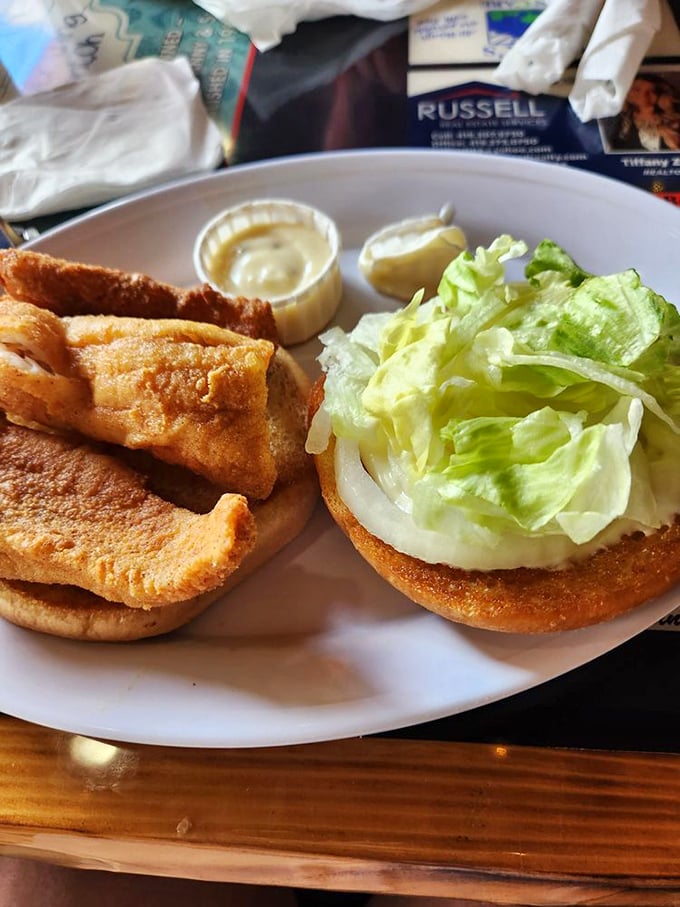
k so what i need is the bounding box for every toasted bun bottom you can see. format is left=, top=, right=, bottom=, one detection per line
left=310, top=381, right=680, bottom=633
left=0, top=469, right=318, bottom=642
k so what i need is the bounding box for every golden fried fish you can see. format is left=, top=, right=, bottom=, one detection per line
left=0, top=298, right=277, bottom=498
left=0, top=416, right=256, bottom=609
left=0, top=248, right=279, bottom=342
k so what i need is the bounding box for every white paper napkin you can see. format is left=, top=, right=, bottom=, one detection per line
left=569, top=0, right=662, bottom=121
left=494, top=0, right=604, bottom=95
left=0, top=57, right=224, bottom=221
left=494, top=0, right=661, bottom=122
left=191, top=0, right=437, bottom=51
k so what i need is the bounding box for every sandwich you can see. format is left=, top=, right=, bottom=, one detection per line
left=307, top=235, right=680, bottom=632
left=0, top=250, right=318, bottom=641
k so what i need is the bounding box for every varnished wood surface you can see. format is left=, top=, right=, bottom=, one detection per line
left=1, top=716, right=680, bottom=904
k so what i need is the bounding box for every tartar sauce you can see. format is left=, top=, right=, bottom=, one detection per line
left=193, top=198, right=343, bottom=345
left=210, top=223, right=332, bottom=299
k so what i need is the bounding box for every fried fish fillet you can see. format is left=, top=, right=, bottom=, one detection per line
left=0, top=472, right=319, bottom=641
left=0, top=249, right=278, bottom=342
left=0, top=298, right=278, bottom=499
left=0, top=416, right=256, bottom=608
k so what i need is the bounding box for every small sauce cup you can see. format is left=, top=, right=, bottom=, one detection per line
left=193, top=198, right=342, bottom=345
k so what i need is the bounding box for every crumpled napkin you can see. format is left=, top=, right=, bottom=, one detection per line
left=494, top=0, right=661, bottom=122
left=191, top=0, right=437, bottom=51
left=494, top=0, right=604, bottom=95
left=569, top=0, right=662, bottom=121
left=0, top=57, right=223, bottom=221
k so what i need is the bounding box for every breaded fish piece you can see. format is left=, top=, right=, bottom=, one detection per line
left=0, top=417, right=256, bottom=609
left=0, top=299, right=277, bottom=499
left=0, top=249, right=279, bottom=342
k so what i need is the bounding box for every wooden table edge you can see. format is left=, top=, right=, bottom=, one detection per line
left=1, top=715, right=679, bottom=904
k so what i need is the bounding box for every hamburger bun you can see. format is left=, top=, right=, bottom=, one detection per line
left=309, top=379, right=680, bottom=633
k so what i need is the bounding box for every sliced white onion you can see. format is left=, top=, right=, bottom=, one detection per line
left=334, top=437, right=620, bottom=571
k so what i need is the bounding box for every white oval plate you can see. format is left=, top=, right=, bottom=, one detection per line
left=2, top=150, right=679, bottom=748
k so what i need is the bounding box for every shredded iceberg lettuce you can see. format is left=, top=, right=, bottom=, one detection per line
left=308, top=235, right=680, bottom=569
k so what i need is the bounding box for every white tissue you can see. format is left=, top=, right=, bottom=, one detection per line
left=569, top=0, right=662, bottom=121
left=494, top=0, right=662, bottom=122
left=494, top=0, right=604, bottom=94
left=192, top=0, right=437, bottom=51
left=0, top=57, right=224, bottom=221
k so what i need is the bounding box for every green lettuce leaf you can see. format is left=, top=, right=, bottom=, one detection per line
left=525, top=238, right=591, bottom=286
